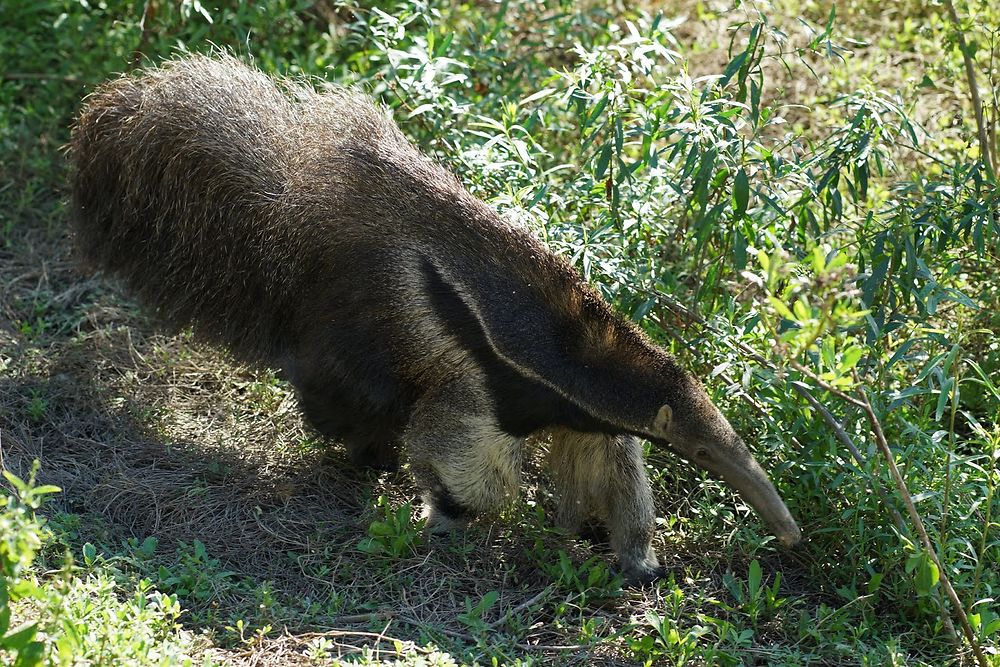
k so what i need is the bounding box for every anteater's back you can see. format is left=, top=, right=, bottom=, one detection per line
left=69, top=53, right=666, bottom=444
left=69, top=54, right=420, bottom=360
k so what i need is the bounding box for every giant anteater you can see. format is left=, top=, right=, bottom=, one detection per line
left=69, top=54, right=801, bottom=584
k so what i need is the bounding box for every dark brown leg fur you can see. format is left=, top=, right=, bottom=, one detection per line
left=297, top=386, right=400, bottom=471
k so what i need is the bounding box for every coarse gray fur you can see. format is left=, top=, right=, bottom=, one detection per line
left=69, top=54, right=801, bottom=584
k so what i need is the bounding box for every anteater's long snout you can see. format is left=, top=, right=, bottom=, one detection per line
left=721, top=455, right=802, bottom=548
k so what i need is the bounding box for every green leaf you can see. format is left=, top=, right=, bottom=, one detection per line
left=840, top=346, right=864, bottom=373
left=733, top=168, right=749, bottom=218
left=1, top=622, right=38, bottom=651
left=821, top=337, right=836, bottom=369
left=594, top=143, right=613, bottom=180
left=768, top=296, right=793, bottom=320
left=792, top=298, right=811, bottom=321
left=757, top=251, right=770, bottom=272
left=854, top=162, right=868, bottom=200
left=520, top=87, right=556, bottom=105
left=747, top=560, right=762, bottom=598
left=406, top=103, right=436, bottom=118
left=16, top=640, right=44, bottom=667
left=368, top=521, right=395, bottom=537
left=811, top=246, right=826, bottom=274
left=1, top=471, right=28, bottom=497
left=941, top=343, right=961, bottom=377
left=935, top=377, right=954, bottom=422
left=719, top=51, right=748, bottom=88
left=82, top=542, right=96, bottom=566
left=479, top=590, right=500, bottom=613
left=140, top=536, right=158, bottom=557
left=355, top=538, right=384, bottom=555
left=914, top=555, right=939, bottom=595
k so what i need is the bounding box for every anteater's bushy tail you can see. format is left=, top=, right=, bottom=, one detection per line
left=67, top=53, right=413, bottom=357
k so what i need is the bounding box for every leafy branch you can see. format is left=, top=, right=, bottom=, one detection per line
left=943, top=0, right=996, bottom=178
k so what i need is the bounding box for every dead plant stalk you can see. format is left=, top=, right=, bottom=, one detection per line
left=943, top=0, right=996, bottom=178
left=857, top=384, right=988, bottom=667
left=650, top=289, right=987, bottom=665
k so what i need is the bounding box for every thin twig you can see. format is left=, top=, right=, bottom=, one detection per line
left=856, top=385, right=988, bottom=667
left=787, top=360, right=867, bottom=408
left=488, top=585, right=554, bottom=629
left=943, top=0, right=996, bottom=178
left=790, top=381, right=906, bottom=534
left=2, top=73, right=82, bottom=84
left=328, top=612, right=387, bottom=625
left=130, top=0, right=157, bottom=70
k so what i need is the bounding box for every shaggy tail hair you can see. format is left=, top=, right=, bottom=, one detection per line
left=68, top=53, right=412, bottom=358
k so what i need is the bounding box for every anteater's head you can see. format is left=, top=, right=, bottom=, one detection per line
left=648, top=379, right=802, bottom=549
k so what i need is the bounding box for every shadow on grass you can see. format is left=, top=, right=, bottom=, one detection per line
left=0, top=322, right=598, bottom=660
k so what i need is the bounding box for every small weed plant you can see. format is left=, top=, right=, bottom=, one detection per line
left=356, top=495, right=425, bottom=558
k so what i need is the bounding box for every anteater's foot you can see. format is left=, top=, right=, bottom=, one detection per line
left=422, top=485, right=472, bottom=534
left=619, top=547, right=666, bottom=588
left=621, top=563, right=668, bottom=588
left=347, top=440, right=400, bottom=472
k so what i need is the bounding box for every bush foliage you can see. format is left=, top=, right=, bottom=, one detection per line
left=2, top=0, right=999, bottom=664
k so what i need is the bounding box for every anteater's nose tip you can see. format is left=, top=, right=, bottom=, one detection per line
left=777, top=525, right=802, bottom=549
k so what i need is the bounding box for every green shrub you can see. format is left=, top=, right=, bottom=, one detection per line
left=0, top=464, right=216, bottom=666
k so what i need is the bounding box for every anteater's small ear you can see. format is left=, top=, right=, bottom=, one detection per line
left=653, top=404, right=672, bottom=435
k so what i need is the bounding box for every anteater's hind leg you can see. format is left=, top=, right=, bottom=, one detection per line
left=296, top=385, right=400, bottom=471
left=547, top=428, right=663, bottom=585
left=340, top=435, right=400, bottom=471
left=404, top=378, right=524, bottom=531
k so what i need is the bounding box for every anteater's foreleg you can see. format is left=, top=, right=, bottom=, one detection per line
left=405, top=378, right=524, bottom=531
left=296, top=382, right=400, bottom=471
left=547, top=429, right=663, bottom=585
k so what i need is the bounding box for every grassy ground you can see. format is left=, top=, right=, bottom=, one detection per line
left=2, top=1, right=999, bottom=665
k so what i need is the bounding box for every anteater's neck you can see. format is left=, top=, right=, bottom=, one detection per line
left=552, top=287, right=688, bottom=434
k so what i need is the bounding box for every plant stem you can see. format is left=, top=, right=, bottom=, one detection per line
left=2, top=73, right=82, bottom=83
left=856, top=385, right=988, bottom=667
left=791, top=382, right=906, bottom=534
left=943, top=0, right=996, bottom=178
left=940, top=351, right=962, bottom=572
left=971, top=433, right=998, bottom=604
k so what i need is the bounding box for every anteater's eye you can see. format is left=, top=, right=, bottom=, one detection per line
left=695, top=448, right=710, bottom=460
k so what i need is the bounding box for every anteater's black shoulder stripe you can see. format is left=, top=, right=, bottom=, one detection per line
left=418, top=256, right=621, bottom=437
